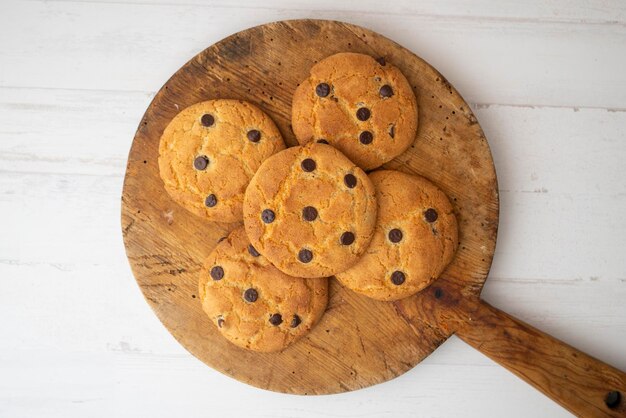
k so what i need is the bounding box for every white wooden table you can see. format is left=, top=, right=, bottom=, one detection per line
left=1, top=1, right=625, bottom=417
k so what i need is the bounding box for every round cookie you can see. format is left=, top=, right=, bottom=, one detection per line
left=158, top=100, right=285, bottom=223
left=199, top=227, right=328, bottom=352
left=336, top=170, right=458, bottom=301
left=243, top=143, right=377, bottom=278
left=292, top=52, right=418, bottom=171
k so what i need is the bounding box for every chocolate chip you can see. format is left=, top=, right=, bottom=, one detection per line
left=605, top=391, right=621, bottom=409
left=298, top=249, right=313, bottom=263
left=302, top=206, right=318, bottom=221
left=317, top=139, right=329, bottom=144
left=424, top=208, right=438, bottom=223
left=247, top=129, right=261, bottom=143
left=217, top=317, right=225, bottom=328
left=376, top=57, right=386, bottom=66
left=243, top=288, right=258, bottom=303
left=248, top=245, right=260, bottom=257
left=290, top=314, right=302, bottom=328
left=344, top=174, right=357, bottom=188
left=205, top=194, right=217, bottom=207
left=194, top=155, right=209, bottom=170
left=315, top=83, right=330, bottom=97
left=359, top=131, right=373, bottom=145
left=201, top=114, right=215, bottom=127
left=210, top=266, right=224, bottom=280
left=269, top=313, right=283, bottom=326
left=391, top=271, right=405, bottom=285
left=389, top=124, right=395, bottom=138
left=301, top=158, right=316, bottom=172
left=434, top=288, right=443, bottom=299
left=261, top=209, right=275, bottom=223
left=340, top=231, right=355, bottom=245
left=379, top=85, right=394, bottom=98
left=356, top=107, right=371, bottom=121
left=388, top=228, right=403, bottom=243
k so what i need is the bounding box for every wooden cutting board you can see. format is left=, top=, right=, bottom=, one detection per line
left=121, top=19, right=498, bottom=395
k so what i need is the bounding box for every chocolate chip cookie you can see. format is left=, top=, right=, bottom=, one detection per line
left=243, top=142, right=377, bottom=278
left=199, top=227, right=328, bottom=352
left=292, top=52, right=418, bottom=170
left=336, top=170, right=458, bottom=301
left=158, top=100, right=285, bottom=223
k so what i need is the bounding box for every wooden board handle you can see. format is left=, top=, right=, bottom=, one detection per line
left=455, top=300, right=626, bottom=417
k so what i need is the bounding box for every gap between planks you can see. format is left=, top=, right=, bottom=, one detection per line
left=1, top=85, right=625, bottom=114
left=16, top=0, right=626, bottom=27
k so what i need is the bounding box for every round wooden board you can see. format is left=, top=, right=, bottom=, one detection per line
left=121, top=19, right=499, bottom=395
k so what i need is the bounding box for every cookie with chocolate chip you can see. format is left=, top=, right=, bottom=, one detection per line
left=292, top=52, right=418, bottom=170
left=336, top=170, right=458, bottom=301
left=158, top=100, right=285, bottom=223
left=243, top=142, right=377, bottom=278
left=199, top=227, right=328, bottom=352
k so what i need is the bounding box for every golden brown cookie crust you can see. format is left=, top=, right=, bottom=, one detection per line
left=158, top=100, right=285, bottom=223
left=336, top=170, right=458, bottom=301
left=292, top=52, right=418, bottom=171
left=199, top=227, right=328, bottom=352
left=243, top=143, right=377, bottom=278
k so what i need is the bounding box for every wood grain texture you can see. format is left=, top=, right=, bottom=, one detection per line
left=3, top=0, right=626, bottom=415
left=4, top=1, right=626, bottom=109
left=121, top=19, right=498, bottom=394
left=36, top=0, right=626, bottom=24
left=456, top=301, right=626, bottom=417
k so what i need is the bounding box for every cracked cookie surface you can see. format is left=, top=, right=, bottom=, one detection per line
left=336, top=170, right=458, bottom=301
left=199, top=227, right=328, bottom=352
left=243, top=143, right=377, bottom=278
left=158, top=100, right=285, bottom=222
left=292, top=52, right=418, bottom=171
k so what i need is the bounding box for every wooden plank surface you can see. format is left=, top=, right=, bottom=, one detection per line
left=2, top=1, right=626, bottom=109
left=1, top=0, right=625, bottom=416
